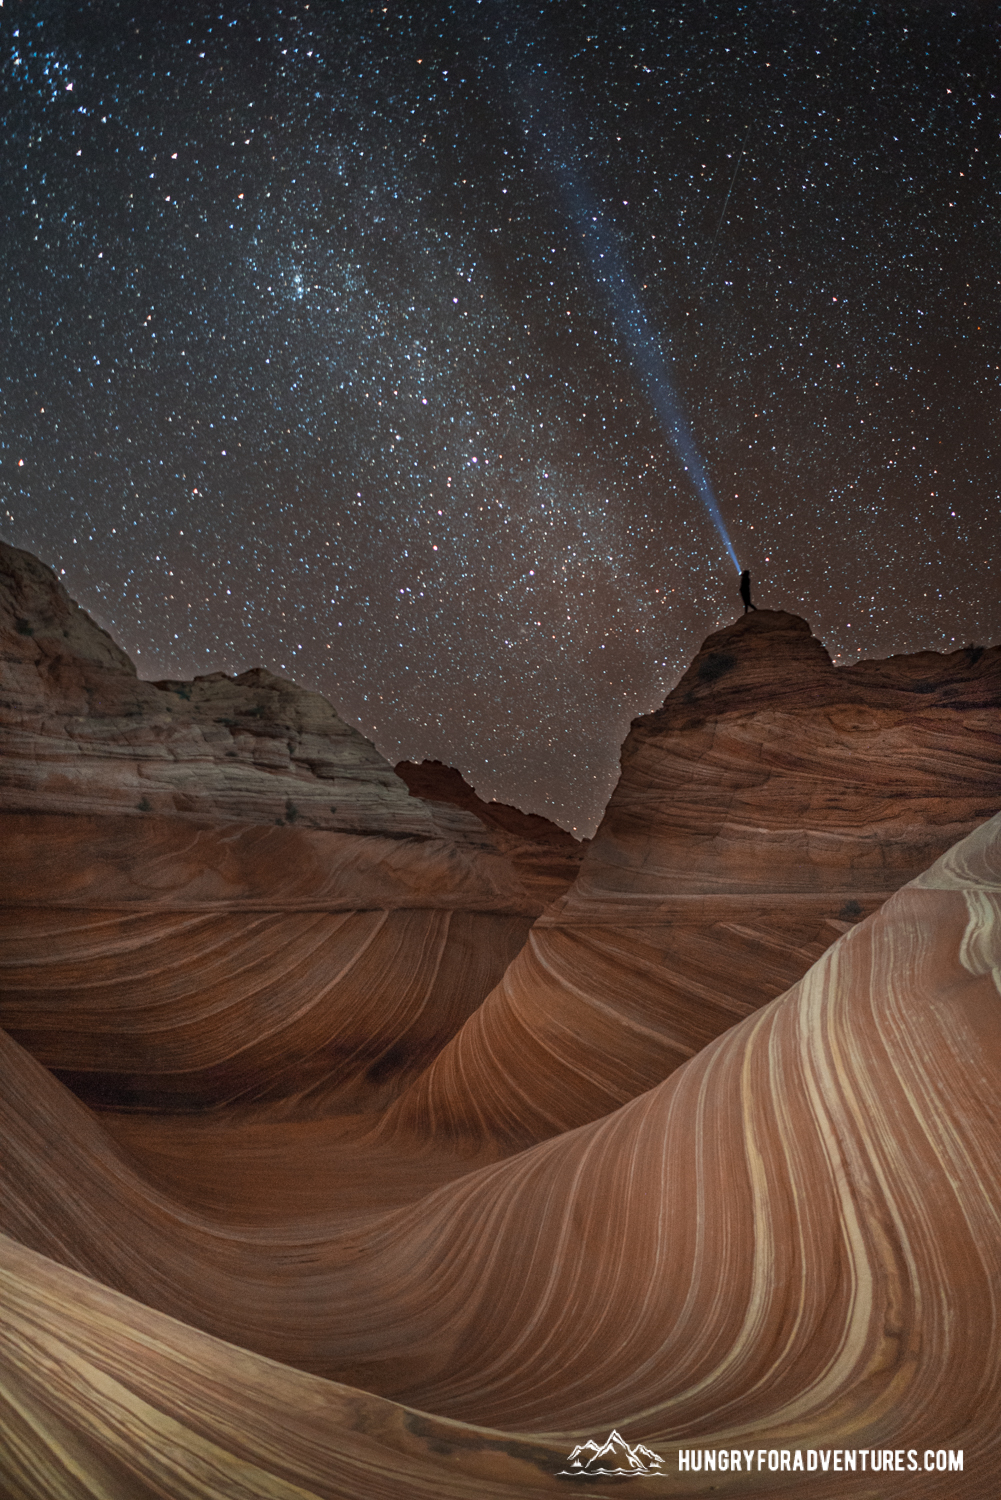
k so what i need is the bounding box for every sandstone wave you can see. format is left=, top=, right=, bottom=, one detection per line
left=0, top=542, right=574, bottom=1111
left=2, top=544, right=999, bottom=1498
left=2, top=811, right=1000, bottom=1494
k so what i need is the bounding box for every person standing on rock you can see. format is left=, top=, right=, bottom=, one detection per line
left=739, top=570, right=757, bottom=614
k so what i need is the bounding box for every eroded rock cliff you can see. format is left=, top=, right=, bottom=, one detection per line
left=1, top=540, right=485, bottom=838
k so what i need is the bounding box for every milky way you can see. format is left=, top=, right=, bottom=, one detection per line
left=2, top=1, right=998, bottom=832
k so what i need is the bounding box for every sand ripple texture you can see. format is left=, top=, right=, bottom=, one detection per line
left=3, top=811, right=1001, bottom=1496
left=386, top=612, right=1001, bottom=1147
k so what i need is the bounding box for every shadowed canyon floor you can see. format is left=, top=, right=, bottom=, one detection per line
left=1, top=543, right=1000, bottom=1497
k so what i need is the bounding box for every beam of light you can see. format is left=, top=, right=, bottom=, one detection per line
left=519, top=89, right=741, bottom=572
left=574, top=203, right=742, bottom=572
left=559, top=167, right=741, bottom=572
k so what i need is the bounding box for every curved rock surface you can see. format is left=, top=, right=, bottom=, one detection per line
left=0, top=543, right=544, bottom=1110
left=3, top=547, right=1000, bottom=1497
left=386, top=611, right=1001, bottom=1148
left=2, top=812, right=1000, bottom=1495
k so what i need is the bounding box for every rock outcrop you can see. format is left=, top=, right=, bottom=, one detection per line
left=0, top=542, right=546, bottom=1110
left=1, top=540, right=490, bottom=840
left=395, top=759, right=587, bottom=909
left=385, top=611, right=1001, bottom=1148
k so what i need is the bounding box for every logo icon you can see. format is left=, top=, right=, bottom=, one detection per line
left=559, top=1430, right=666, bottom=1477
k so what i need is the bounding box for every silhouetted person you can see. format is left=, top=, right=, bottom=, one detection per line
left=739, top=570, right=757, bottom=614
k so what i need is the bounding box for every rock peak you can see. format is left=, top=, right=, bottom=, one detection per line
left=395, top=758, right=586, bottom=907
left=654, top=609, right=832, bottom=723
left=0, top=539, right=136, bottom=677
left=642, top=608, right=999, bottom=730
left=710, top=606, right=816, bottom=640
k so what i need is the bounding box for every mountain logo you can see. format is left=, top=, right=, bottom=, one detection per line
left=558, top=1430, right=665, bottom=1477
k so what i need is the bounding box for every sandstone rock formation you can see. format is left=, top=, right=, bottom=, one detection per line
left=1, top=539, right=492, bottom=839
left=385, top=611, right=1001, bottom=1148
left=3, top=810, right=1000, bottom=1495
left=395, top=758, right=587, bottom=908
left=2, top=545, right=1000, bottom=1499
left=0, top=542, right=548, bottom=1110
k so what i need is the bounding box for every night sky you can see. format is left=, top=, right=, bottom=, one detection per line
left=2, top=1, right=998, bottom=834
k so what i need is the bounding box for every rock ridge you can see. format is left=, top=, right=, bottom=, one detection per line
left=395, top=759, right=587, bottom=908
left=384, top=609, right=1001, bottom=1148
left=642, top=608, right=999, bottom=729
left=1, top=541, right=465, bottom=839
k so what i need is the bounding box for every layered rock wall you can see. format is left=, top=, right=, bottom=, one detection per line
left=395, top=758, right=587, bottom=909
left=1, top=542, right=477, bottom=838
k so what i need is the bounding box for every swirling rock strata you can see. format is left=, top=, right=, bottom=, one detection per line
left=2, top=547, right=1000, bottom=1497
left=0, top=543, right=545, bottom=1110
left=0, top=1234, right=574, bottom=1500
left=2, top=813, right=999, bottom=1496
left=387, top=612, right=1001, bottom=1147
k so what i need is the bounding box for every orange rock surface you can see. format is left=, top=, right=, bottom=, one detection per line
left=2, top=812, right=1000, bottom=1494
left=395, top=758, right=587, bottom=908
left=387, top=611, right=1001, bottom=1148
left=2, top=545, right=1000, bottom=1498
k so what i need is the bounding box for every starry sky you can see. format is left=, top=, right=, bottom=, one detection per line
left=2, top=0, right=998, bottom=834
